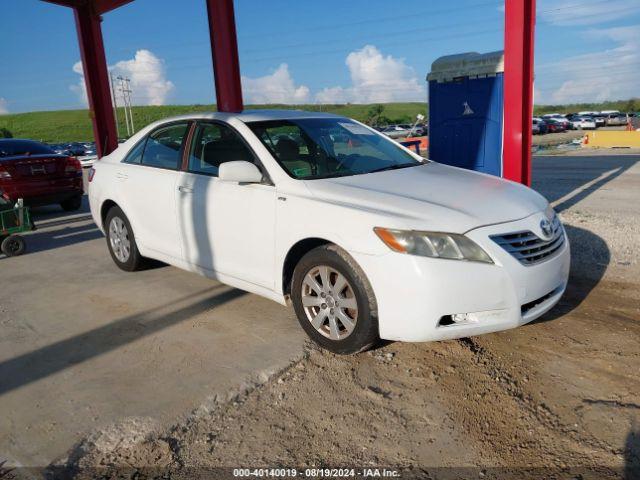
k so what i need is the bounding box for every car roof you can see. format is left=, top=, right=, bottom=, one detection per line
left=150, top=109, right=343, bottom=125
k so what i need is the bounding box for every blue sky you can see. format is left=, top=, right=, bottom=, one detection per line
left=1, top=0, right=639, bottom=113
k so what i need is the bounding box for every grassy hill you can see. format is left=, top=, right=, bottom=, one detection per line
left=0, top=103, right=427, bottom=143
left=1, top=98, right=637, bottom=143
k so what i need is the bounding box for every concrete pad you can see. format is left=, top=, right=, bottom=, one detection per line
left=0, top=199, right=305, bottom=467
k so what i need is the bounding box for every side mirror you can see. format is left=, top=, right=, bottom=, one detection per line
left=219, top=161, right=263, bottom=183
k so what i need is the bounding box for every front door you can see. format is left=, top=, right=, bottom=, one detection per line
left=175, top=121, right=276, bottom=289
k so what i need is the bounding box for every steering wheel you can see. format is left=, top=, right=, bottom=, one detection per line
left=334, top=153, right=361, bottom=171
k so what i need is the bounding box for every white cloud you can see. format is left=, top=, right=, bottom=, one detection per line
left=242, top=64, right=310, bottom=104
left=538, top=0, right=639, bottom=27
left=111, top=50, right=174, bottom=106
left=316, top=45, right=425, bottom=104
left=0, top=98, right=9, bottom=115
left=70, top=61, right=88, bottom=106
left=537, top=25, right=640, bottom=104
left=71, top=49, right=174, bottom=107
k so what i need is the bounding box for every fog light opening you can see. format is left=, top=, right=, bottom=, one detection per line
left=452, top=313, right=471, bottom=324
left=438, top=315, right=455, bottom=327
left=438, top=313, right=480, bottom=327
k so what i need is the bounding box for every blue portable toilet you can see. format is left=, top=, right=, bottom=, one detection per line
left=427, top=51, right=504, bottom=177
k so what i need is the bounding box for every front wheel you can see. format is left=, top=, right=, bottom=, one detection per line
left=291, top=245, right=379, bottom=354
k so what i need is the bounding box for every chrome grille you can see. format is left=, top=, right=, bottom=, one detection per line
left=491, top=216, right=564, bottom=266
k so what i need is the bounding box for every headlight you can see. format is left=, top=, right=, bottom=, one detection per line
left=374, top=227, right=493, bottom=264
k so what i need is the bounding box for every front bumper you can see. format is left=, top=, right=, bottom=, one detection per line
left=351, top=212, right=570, bottom=342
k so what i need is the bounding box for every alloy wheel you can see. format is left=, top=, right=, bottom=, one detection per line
left=109, top=216, right=131, bottom=263
left=301, top=265, right=358, bottom=340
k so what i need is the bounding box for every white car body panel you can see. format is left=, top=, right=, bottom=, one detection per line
left=176, top=171, right=276, bottom=289
left=571, top=118, right=596, bottom=130
left=89, top=110, right=570, bottom=343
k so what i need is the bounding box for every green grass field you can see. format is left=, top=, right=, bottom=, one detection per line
left=0, top=103, right=427, bottom=143
left=1, top=98, right=636, bottom=143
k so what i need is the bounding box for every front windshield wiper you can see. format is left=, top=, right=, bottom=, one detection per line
left=368, top=163, right=420, bottom=174
left=303, top=162, right=421, bottom=180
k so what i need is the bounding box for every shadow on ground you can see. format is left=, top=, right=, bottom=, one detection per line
left=532, top=224, right=610, bottom=324
left=0, top=286, right=245, bottom=397
left=532, top=155, right=638, bottom=212
left=625, top=425, right=640, bottom=480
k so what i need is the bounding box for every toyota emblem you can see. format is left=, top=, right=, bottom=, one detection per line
left=540, top=219, right=553, bottom=239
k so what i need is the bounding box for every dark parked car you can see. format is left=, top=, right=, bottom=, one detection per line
left=63, top=142, right=91, bottom=156
left=0, top=139, right=84, bottom=210
left=545, top=118, right=566, bottom=133
left=532, top=117, right=548, bottom=134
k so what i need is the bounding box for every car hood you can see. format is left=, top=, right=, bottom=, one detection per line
left=303, top=162, right=548, bottom=233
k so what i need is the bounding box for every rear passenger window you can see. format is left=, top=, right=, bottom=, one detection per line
left=123, top=138, right=146, bottom=164
left=141, top=123, right=189, bottom=170
left=188, top=123, right=255, bottom=176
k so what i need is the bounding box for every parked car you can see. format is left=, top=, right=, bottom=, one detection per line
left=49, top=143, right=72, bottom=155
left=545, top=118, right=566, bottom=133
left=570, top=117, right=597, bottom=130
left=81, top=142, right=97, bottom=156
left=605, top=114, right=628, bottom=126
left=89, top=110, right=570, bottom=354
left=592, top=114, right=607, bottom=127
left=64, top=142, right=91, bottom=156
left=0, top=139, right=83, bottom=210
left=532, top=117, right=547, bottom=134
left=381, top=125, right=410, bottom=139
left=542, top=114, right=571, bottom=130
left=403, top=124, right=427, bottom=137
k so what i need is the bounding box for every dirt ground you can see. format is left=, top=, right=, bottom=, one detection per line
left=41, top=155, right=640, bottom=480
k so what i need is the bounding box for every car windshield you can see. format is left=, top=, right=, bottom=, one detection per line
left=0, top=140, right=54, bottom=157
left=247, top=118, right=423, bottom=180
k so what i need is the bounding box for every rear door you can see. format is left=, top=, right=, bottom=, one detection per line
left=116, top=122, right=190, bottom=261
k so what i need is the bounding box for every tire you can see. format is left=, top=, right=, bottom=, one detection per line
left=291, top=244, right=379, bottom=354
left=1, top=235, right=26, bottom=257
left=60, top=194, right=82, bottom=212
left=104, top=206, right=146, bottom=272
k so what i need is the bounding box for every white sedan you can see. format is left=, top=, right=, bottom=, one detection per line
left=380, top=125, right=410, bottom=139
left=570, top=117, right=596, bottom=130
left=89, top=110, right=570, bottom=354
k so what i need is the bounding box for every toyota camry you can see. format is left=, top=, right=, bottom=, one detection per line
left=88, top=110, right=569, bottom=354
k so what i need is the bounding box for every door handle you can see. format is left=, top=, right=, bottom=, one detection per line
left=116, top=172, right=128, bottom=180
left=178, top=186, right=193, bottom=194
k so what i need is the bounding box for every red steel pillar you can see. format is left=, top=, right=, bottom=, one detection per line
left=503, top=0, right=536, bottom=185
left=206, top=0, right=244, bottom=112
left=73, top=4, right=118, bottom=157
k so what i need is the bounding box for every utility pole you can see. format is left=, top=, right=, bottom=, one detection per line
left=124, top=77, right=135, bottom=134
left=109, top=72, right=120, bottom=139
left=117, top=76, right=132, bottom=137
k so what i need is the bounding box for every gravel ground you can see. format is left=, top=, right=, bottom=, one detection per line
left=46, top=155, right=640, bottom=480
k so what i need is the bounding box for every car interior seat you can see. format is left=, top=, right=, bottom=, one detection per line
left=275, top=138, right=312, bottom=177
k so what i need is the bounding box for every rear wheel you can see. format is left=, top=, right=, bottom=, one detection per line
left=1, top=234, right=26, bottom=257
left=61, top=194, right=82, bottom=212
left=105, top=206, right=146, bottom=271
left=291, top=245, right=378, bottom=354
